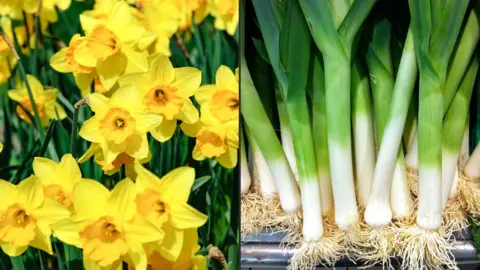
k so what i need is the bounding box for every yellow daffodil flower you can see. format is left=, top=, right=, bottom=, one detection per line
left=181, top=118, right=238, bottom=168
left=134, top=164, right=208, bottom=262
left=51, top=178, right=164, bottom=269
left=0, top=0, right=23, bottom=19
left=23, top=0, right=71, bottom=24
left=8, top=75, right=67, bottom=127
left=78, top=142, right=151, bottom=178
left=75, top=1, right=156, bottom=90
left=50, top=34, right=96, bottom=97
left=119, top=55, right=201, bottom=142
left=33, top=154, right=87, bottom=211
left=0, top=176, right=70, bottom=256
left=195, top=65, right=238, bottom=125
left=78, top=85, right=162, bottom=165
left=129, top=228, right=206, bottom=270
left=0, top=141, right=3, bottom=152
left=210, top=0, right=238, bottom=35
left=181, top=65, right=238, bottom=168
left=169, top=0, right=209, bottom=31
left=0, top=59, right=12, bottom=85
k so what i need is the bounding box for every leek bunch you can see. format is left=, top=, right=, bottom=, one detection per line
left=241, top=0, right=480, bottom=269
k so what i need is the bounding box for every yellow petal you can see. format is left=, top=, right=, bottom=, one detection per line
left=158, top=222, right=183, bottom=261
left=87, top=93, right=109, bottom=118
left=192, top=146, right=206, bottom=161
left=72, top=180, right=109, bottom=219
left=97, top=53, right=127, bottom=90
left=134, top=163, right=162, bottom=193
left=7, top=89, right=28, bottom=103
left=26, top=74, right=45, bottom=96
left=83, top=255, right=123, bottom=270
left=125, top=241, right=147, bottom=270
left=51, top=218, right=84, bottom=247
left=118, top=72, right=152, bottom=93
left=134, top=112, right=163, bottom=134
left=149, top=119, right=176, bottom=142
left=176, top=98, right=199, bottom=124
left=59, top=154, right=82, bottom=189
left=17, top=176, right=43, bottom=209
left=125, top=134, right=150, bottom=162
left=79, top=118, right=103, bottom=143
left=159, top=167, right=195, bottom=202
left=56, top=0, right=71, bottom=10
left=30, top=223, right=53, bottom=255
left=33, top=197, right=70, bottom=226
left=109, top=84, right=143, bottom=112
left=217, top=145, right=238, bottom=169
left=107, top=178, right=136, bottom=222
left=150, top=56, right=175, bottom=85
left=171, top=67, right=201, bottom=97
left=215, top=66, right=238, bottom=92
left=123, top=47, right=149, bottom=74
left=194, top=85, right=217, bottom=105
left=50, top=49, right=70, bottom=73
left=124, top=216, right=164, bottom=244
left=79, top=14, right=100, bottom=35
left=168, top=202, right=208, bottom=229
left=78, top=143, right=101, bottom=163
left=75, top=73, right=96, bottom=98
left=106, top=1, right=135, bottom=29
left=0, top=180, right=17, bottom=210
left=180, top=121, right=202, bottom=137
left=0, top=243, right=28, bottom=257
left=32, top=157, right=58, bottom=187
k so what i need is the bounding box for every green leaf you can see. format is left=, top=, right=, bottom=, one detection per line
left=191, top=176, right=211, bottom=192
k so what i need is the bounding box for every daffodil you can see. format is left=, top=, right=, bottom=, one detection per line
left=134, top=164, right=208, bottom=262
left=181, top=119, right=238, bottom=168
left=180, top=65, right=238, bottom=168
left=168, top=0, right=209, bottom=31
left=0, top=58, right=12, bottom=84
left=119, top=55, right=201, bottom=142
left=210, top=0, right=238, bottom=35
left=78, top=84, right=162, bottom=165
left=50, top=34, right=96, bottom=97
left=52, top=178, right=164, bottom=269
left=33, top=154, right=87, bottom=211
left=23, top=0, right=71, bottom=24
left=75, top=1, right=156, bottom=90
left=195, top=65, right=238, bottom=125
left=0, top=141, right=3, bottom=152
left=0, top=176, right=70, bottom=256
left=130, top=228, right=206, bottom=270
left=8, top=74, right=67, bottom=127
left=0, top=0, right=23, bottom=19
left=78, top=142, right=151, bottom=177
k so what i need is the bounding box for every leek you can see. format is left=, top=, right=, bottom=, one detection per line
left=465, top=142, right=480, bottom=178
left=298, top=0, right=376, bottom=229
left=241, top=57, right=302, bottom=213
left=409, top=0, right=468, bottom=230
left=365, top=20, right=414, bottom=226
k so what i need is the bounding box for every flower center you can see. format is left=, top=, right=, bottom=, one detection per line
left=209, top=90, right=238, bottom=123
left=0, top=204, right=36, bottom=246
left=17, top=99, right=45, bottom=124
left=99, top=108, right=136, bottom=144
left=43, top=185, right=72, bottom=208
left=136, top=189, right=169, bottom=226
left=144, top=86, right=184, bottom=120
left=87, top=26, right=121, bottom=60
left=79, top=216, right=129, bottom=267
left=196, top=128, right=227, bottom=157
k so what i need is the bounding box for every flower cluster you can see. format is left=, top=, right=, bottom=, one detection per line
left=0, top=154, right=207, bottom=269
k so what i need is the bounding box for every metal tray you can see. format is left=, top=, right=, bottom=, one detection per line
left=241, top=229, right=478, bottom=268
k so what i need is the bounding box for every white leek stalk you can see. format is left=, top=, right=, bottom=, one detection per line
left=465, top=142, right=480, bottom=178
left=240, top=129, right=251, bottom=195
left=352, top=59, right=376, bottom=206
left=245, top=124, right=278, bottom=197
